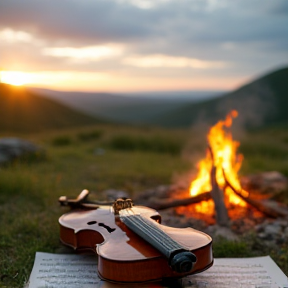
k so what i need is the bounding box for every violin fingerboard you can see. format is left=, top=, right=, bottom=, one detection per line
left=120, top=214, right=185, bottom=260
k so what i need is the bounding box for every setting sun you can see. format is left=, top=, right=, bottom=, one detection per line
left=0, top=71, right=32, bottom=86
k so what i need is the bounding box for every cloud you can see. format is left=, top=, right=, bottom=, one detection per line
left=42, top=44, right=124, bottom=62
left=122, top=54, right=227, bottom=69
left=0, top=0, right=152, bottom=45
left=0, top=28, right=34, bottom=43
left=0, top=0, right=287, bottom=51
left=0, top=0, right=287, bottom=91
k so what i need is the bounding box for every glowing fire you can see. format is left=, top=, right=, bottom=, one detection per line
left=189, top=110, right=248, bottom=214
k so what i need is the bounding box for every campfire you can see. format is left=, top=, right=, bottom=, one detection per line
left=136, top=110, right=288, bottom=230
left=187, top=110, right=247, bottom=224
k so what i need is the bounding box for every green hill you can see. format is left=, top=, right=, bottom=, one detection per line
left=0, top=84, right=102, bottom=133
left=1, top=66, right=286, bottom=133
left=29, top=88, right=221, bottom=125
left=153, top=66, right=288, bottom=128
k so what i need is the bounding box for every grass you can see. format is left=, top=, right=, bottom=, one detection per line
left=106, top=134, right=182, bottom=154
left=239, top=126, right=288, bottom=176
left=0, top=123, right=288, bottom=287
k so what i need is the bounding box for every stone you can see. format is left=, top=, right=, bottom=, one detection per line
left=264, top=223, right=282, bottom=236
left=284, top=227, right=288, bottom=238
left=254, top=223, right=265, bottom=233
left=0, top=137, right=43, bottom=165
left=205, top=225, right=239, bottom=241
left=241, top=171, right=288, bottom=195
left=273, top=219, right=288, bottom=228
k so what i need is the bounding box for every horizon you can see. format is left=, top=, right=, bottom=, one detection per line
left=2, top=64, right=285, bottom=96
left=0, top=69, right=247, bottom=93
left=0, top=1, right=287, bottom=93
left=27, top=85, right=229, bottom=101
left=13, top=64, right=288, bottom=96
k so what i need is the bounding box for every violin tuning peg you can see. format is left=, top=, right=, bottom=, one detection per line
left=113, top=198, right=134, bottom=214
left=126, top=198, right=133, bottom=208
left=76, top=189, right=90, bottom=202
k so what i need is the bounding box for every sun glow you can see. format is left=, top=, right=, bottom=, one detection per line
left=0, top=71, right=33, bottom=86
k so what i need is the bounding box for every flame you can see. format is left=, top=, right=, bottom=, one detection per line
left=189, top=110, right=247, bottom=213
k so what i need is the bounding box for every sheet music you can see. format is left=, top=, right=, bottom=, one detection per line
left=26, top=253, right=288, bottom=288
left=183, top=256, right=288, bottom=288
left=26, top=252, right=100, bottom=288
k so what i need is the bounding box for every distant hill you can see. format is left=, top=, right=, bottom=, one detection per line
left=0, top=84, right=102, bottom=133
left=153, top=66, right=288, bottom=129
left=29, top=88, right=224, bottom=125
left=29, top=66, right=288, bottom=130
left=18, top=66, right=288, bottom=131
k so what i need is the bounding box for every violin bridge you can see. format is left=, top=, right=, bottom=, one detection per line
left=113, top=198, right=133, bottom=214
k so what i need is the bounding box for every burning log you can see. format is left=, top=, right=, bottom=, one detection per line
left=209, top=146, right=230, bottom=227
left=210, top=166, right=230, bottom=227
left=137, top=191, right=211, bottom=211
left=224, top=170, right=288, bottom=218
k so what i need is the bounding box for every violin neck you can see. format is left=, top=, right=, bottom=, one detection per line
left=120, top=213, right=197, bottom=273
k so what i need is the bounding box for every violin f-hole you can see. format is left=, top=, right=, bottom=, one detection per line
left=98, top=223, right=116, bottom=233
left=87, top=221, right=97, bottom=225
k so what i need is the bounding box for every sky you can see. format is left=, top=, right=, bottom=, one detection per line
left=0, top=0, right=287, bottom=93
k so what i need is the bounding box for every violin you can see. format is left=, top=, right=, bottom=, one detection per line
left=59, top=190, right=213, bottom=283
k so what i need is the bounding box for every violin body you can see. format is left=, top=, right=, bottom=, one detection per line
left=59, top=204, right=213, bottom=283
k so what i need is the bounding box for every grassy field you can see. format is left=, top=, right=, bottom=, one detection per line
left=0, top=123, right=288, bottom=287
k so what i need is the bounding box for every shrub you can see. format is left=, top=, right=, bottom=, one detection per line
left=51, top=135, right=72, bottom=146
left=213, top=238, right=252, bottom=258
left=77, top=130, right=103, bottom=142
left=107, top=134, right=182, bottom=155
left=239, top=143, right=287, bottom=159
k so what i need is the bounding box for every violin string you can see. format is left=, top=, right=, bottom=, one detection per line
left=120, top=210, right=186, bottom=259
